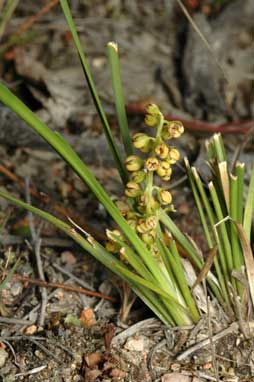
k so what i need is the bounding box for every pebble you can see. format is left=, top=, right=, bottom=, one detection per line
left=161, top=373, right=191, bottom=382
left=0, top=348, right=8, bottom=368
left=124, top=335, right=150, bottom=352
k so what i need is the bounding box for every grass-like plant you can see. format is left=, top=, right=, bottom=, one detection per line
left=0, top=0, right=253, bottom=327
left=185, top=135, right=254, bottom=319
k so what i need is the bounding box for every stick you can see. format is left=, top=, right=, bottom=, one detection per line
left=2, top=272, right=115, bottom=302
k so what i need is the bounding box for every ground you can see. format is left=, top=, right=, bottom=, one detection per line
left=0, top=0, right=254, bottom=381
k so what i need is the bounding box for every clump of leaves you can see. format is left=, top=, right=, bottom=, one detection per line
left=186, top=134, right=254, bottom=320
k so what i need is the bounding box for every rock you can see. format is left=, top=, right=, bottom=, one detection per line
left=183, top=0, right=254, bottom=121
left=161, top=373, right=191, bottom=382
left=124, top=335, right=150, bottom=352
left=0, top=348, right=8, bottom=368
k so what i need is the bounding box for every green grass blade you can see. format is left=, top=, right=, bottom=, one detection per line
left=107, top=42, right=133, bottom=156
left=243, top=165, right=254, bottom=242
left=191, top=166, right=230, bottom=305
left=0, top=0, right=19, bottom=40
left=106, top=234, right=155, bottom=282
left=159, top=212, right=224, bottom=305
left=235, top=162, right=245, bottom=223
left=113, top=261, right=188, bottom=309
left=113, top=261, right=192, bottom=326
left=132, top=285, right=174, bottom=326
left=159, top=210, right=202, bottom=268
left=229, top=174, right=244, bottom=295
left=209, top=182, right=234, bottom=285
left=213, top=133, right=227, bottom=162
left=185, top=159, right=213, bottom=248
left=59, top=0, right=127, bottom=184
left=157, top=238, right=200, bottom=323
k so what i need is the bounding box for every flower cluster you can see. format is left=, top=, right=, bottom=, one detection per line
left=106, top=104, right=184, bottom=252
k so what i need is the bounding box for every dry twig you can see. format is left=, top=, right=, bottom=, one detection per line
left=177, top=322, right=238, bottom=361
left=15, top=0, right=59, bottom=36
left=126, top=103, right=254, bottom=135
left=2, top=271, right=115, bottom=302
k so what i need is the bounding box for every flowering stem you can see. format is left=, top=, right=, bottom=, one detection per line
left=145, top=172, right=154, bottom=216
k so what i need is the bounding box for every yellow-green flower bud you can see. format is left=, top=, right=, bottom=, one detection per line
left=144, top=104, right=162, bottom=128
left=125, top=182, right=142, bottom=198
left=131, top=170, right=146, bottom=183
left=139, top=194, right=148, bottom=207
left=126, top=211, right=136, bottom=220
left=136, top=219, right=148, bottom=234
left=145, top=157, right=159, bottom=171
left=155, top=142, right=169, bottom=159
left=106, top=229, right=122, bottom=242
left=150, top=197, right=160, bottom=210
left=158, top=189, right=172, bottom=205
left=133, top=133, right=153, bottom=153
left=146, top=216, right=158, bottom=230
left=162, top=174, right=172, bottom=181
left=156, top=161, right=172, bottom=178
left=146, top=103, right=161, bottom=115
left=125, top=155, right=143, bottom=172
left=144, top=114, right=159, bottom=128
left=162, top=120, right=184, bottom=140
left=137, top=216, right=157, bottom=233
left=106, top=241, right=119, bottom=254
left=169, top=121, right=184, bottom=138
left=127, top=218, right=137, bottom=230
left=168, top=148, right=180, bottom=163
left=141, top=231, right=156, bottom=246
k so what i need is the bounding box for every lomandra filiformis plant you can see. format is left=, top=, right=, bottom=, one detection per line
left=103, top=105, right=201, bottom=326
left=0, top=0, right=253, bottom=329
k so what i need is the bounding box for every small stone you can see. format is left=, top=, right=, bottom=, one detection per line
left=202, top=362, right=212, bottom=369
left=0, top=348, right=8, bottom=368
left=110, top=368, right=126, bottom=378
left=85, top=352, right=103, bottom=367
left=161, top=373, right=191, bottom=382
left=171, top=363, right=180, bottom=371
left=35, top=350, right=44, bottom=360
left=85, top=369, right=102, bottom=381
left=124, top=335, right=150, bottom=352
left=11, top=281, right=23, bottom=296
left=61, top=251, right=76, bottom=265
left=24, top=324, right=37, bottom=335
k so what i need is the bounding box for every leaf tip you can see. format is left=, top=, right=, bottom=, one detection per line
left=108, top=41, right=118, bottom=51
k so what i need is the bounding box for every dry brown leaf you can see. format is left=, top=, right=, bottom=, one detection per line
left=219, top=161, right=230, bottom=210
left=233, top=221, right=254, bottom=311
left=192, top=246, right=217, bottom=291
left=103, top=323, right=116, bottom=351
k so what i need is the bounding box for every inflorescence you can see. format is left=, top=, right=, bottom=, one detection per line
left=106, top=104, right=184, bottom=255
